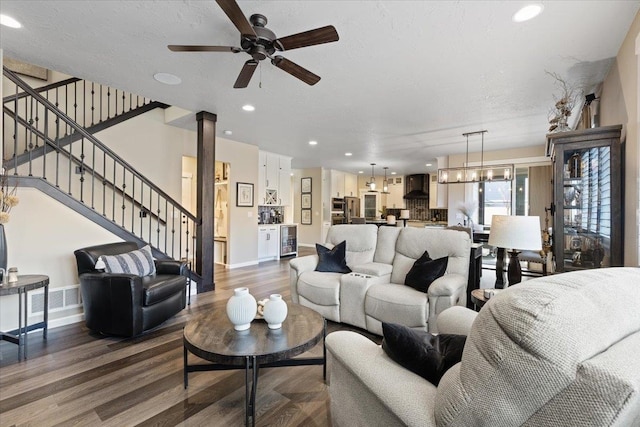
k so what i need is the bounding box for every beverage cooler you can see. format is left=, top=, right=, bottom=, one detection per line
left=280, top=225, right=298, bottom=257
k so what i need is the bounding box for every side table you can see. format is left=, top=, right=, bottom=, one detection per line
left=0, top=274, right=49, bottom=360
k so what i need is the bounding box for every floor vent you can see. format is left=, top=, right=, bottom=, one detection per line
left=29, top=285, right=82, bottom=315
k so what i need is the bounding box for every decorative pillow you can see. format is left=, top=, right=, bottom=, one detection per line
left=100, top=245, right=156, bottom=277
left=381, top=322, right=466, bottom=386
left=404, top=250, right=448, bottom=293
left=315, top=240, right=351, bottom=273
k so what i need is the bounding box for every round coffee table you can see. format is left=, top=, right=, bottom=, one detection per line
left=183, top=303, right=326, bottom=427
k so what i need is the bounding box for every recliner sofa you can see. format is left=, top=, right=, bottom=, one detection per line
left=74, top=241, right=187, bottom=337
left=289, top=224, right=471, bottom=334
left=326, top=267, right=640, bottom=426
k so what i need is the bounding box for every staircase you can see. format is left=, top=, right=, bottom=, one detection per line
left=2, top=66, right=201, bottom=280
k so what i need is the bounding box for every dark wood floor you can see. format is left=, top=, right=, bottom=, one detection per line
left=0, top=247, right=380, bottom=427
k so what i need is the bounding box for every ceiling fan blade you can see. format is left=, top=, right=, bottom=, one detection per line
left=234, top=60, right=258, bottom=88
left=168, top=45, right=240, bottom=52
left=215, top=0, right=257, bottom=37
left=275, top=25, right=339, bottom=51
left=271, top=56, right=320, bottom=86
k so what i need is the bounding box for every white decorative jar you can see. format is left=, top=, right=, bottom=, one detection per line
left=263, top=294, right=288, bottom=330
left=226, top=287, right=257, bottom=331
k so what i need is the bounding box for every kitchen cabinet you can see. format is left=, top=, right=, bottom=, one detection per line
left=258, top=225, right=279, bottom=260
left=330, top=170, right=345, bottom=198
left=258, top=151, right=292, bottom=205
left=429, top=174, right=448, bottom=209
left=548, top=125, right=623, bottom=272
left=329, top=170, right=357, bottom=198
left=385, top=176, right=405, bottom=209
left=344, top=173, right=358, bottom=197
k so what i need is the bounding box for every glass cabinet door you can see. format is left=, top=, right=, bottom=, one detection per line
left=549, top=125, right=623, bottom=272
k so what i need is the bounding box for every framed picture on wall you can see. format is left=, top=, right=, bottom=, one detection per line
left=301, top=193, right=312, bottom=209
left=301, top=209, right=312, bottom=225
left=236, top=182, right=254, bottom=207
left=301, top=177, right=312, bottom=193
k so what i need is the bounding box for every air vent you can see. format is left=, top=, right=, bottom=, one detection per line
left=29, top=285, right=82, bottom=316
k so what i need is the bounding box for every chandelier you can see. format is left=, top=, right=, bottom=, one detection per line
left=437, top=130, right=514, bottom=184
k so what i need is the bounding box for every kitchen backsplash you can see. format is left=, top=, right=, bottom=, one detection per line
left=258, top=206, right=284, bottom=224
left=386, top=199, right=448, bottom=222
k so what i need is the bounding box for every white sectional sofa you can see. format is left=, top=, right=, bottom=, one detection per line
left=326, top=267, right=640, bottom=427
left=289, top=224, right=471, bottom=334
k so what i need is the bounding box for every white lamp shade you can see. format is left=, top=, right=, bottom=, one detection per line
left=488, top=215, right=542, bottom=251
left=399, top=210, right=410, bottom=219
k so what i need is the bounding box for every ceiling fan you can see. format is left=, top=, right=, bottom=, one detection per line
left=168, top=0, right=339, bottom=88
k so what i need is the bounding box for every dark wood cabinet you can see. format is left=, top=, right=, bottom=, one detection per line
left=547, top=125, right=623, bottom=272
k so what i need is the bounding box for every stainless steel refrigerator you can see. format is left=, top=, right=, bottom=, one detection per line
left=344, top=197, right=360, bottom=223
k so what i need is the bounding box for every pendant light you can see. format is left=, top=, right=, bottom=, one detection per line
left=437, top=130, right=514, bottom=184
left=367, top=163, right=377, bottom=191
left=381, top=167, right=390, bottom=194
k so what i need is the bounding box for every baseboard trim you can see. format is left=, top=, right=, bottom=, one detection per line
left=227, top=260, right=259, bottom=269
left=46, top=313, right=84, bottom=330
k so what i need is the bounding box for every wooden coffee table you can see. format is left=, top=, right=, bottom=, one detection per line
left=183, top=303, right=326, bottom=427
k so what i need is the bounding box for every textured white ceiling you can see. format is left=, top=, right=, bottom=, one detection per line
left=1, top=1, right=638, bottom=174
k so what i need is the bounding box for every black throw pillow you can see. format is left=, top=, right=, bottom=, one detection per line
left=315, top=240, right=352, bottom=273
left=404, top=250, right=448, bottom=293
left=381, top=322, right=466, bottom=386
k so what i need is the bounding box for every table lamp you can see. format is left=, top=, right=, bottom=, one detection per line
left=488, top=215, right=542, bottom=288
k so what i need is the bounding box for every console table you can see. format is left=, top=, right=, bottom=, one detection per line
left=0, top=274, right=49, bottom=360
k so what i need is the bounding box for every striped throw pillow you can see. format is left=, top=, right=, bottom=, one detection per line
left=99, top=245, right=156, bottom=277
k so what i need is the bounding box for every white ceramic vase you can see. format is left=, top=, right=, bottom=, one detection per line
left=226, top=287, right=257, bottom=331
left=263, top=294, right=288, bottom=329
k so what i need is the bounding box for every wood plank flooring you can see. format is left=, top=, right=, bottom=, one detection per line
left=0, top=248, right=380, bottom=427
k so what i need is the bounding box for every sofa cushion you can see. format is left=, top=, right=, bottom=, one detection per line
left=391, top=228, right=469, bottom=285
left=100, top=245, right=156, bottom=277
left=326, top=224, right=378, bottom=268
left=297, top=271, right=342, bottom=306
left=382, top=322, right=466, bottom=385
left=373, top=226, right=401, bottom=264
left=404, top=251, right=448, bottom=293
left=142, top=274, right=186, bottom=306
left=316, top=241, right=352, bottom=273
left=365, top=284, right=428, bottom=328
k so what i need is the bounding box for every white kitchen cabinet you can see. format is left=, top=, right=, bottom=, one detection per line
left=344, top=173, right=357, bottom=197
left=278, top=155, right=291, bottom=205
left=258, top=225, right=279, bottom=260
left=329, top=170, right=357, bottom=198
left=330, top=170, right=345, bottom=198
left=385, top=176, right=405, bottom=209
left=258, top=151, right=291, bottom=205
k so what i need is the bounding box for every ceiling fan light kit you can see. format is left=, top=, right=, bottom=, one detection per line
left=168, top=0, right=339, bottom=88
left=437, top=130, right=514, bottom=184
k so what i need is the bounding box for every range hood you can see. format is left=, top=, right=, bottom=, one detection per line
left=403, top=174, right=429, bottom=199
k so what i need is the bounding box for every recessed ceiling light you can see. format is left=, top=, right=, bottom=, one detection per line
left=223, top=130, right=233, bottom=135
left=358, top=171, right=364, bottom=174
left=391, top=172, right=397, bottom=175
left=0, top=14, right=22, bottom=28
left=512, top=4, right=543, bottom=22
left=425, top=163, right=433, bottom=167
left=242, top=104, right=255, bottom=112
left=345, top=152, right=352, bottom=156
left=308, top=140, right=318, bottom=145
left=153, top=72, right=181, bottom=85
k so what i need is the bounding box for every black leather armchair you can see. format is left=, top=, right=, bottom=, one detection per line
left=74, top=242, right=187, bottom=337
